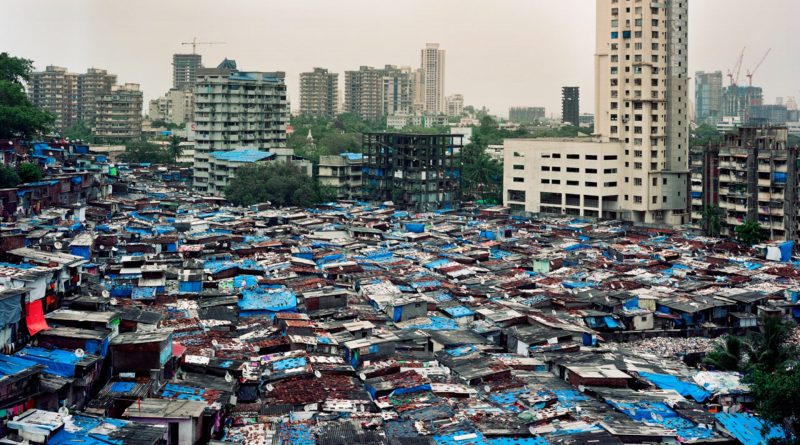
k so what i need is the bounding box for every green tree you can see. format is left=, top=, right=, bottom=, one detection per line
left=167, top=136, right=183, bottom=162
left=119, top=141, right=173, bottom=164
left=735, top=219, right=768, bottom=245
left=701, top=205, right=724, bottom=237
left=704, top=336, right=744, bottom=371
left=17, top=162, right=43, bottom=183
left=749, top=367, right=800, bottom=443
left=62, top=121, right=94, bottom=142
left=691, top=123, right=722, bottom=147
left=224, top=162, right=324, bottom=207
left=461, top=135, right=503, bottom=203
left=746, top=316, right=797, bottom=374
left=0, top=164, right=20, bottom=188
left=0, top=52, right=54, bottom=138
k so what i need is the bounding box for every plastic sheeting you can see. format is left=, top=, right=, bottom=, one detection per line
left=25, top=300, right=48, bottom=336
left=0, top=294, right=22, bottom=327
left=639, top=372, right=711, bottom=402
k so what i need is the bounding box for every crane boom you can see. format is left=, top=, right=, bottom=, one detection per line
left=727, top=47, right=746, bottom=86
left=180, top=37, right=226, bottom=54
left=746, top=48, right=771, bottom=86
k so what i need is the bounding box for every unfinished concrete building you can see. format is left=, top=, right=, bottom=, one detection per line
left=717, top=126, right=797, bottom=240
left=363, top=133, right=462, bottom=211
left=689, top=144, right=720, bottom=228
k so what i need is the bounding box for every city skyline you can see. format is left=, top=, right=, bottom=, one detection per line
left=3, top=0, right=798, bottom=119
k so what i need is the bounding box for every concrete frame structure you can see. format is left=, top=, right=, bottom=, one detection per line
left=299, top=68, right=338, bottom=118
left=363, top=133, right=462, bottom=211
left=172, top=54, right=202, bottom=90
left=192, top=63, right=288, bottom=194
left=508, top=107, right=545, bottom=125
left=689, top=144, right=720, bottom=228
left=318, top=153, right=364, bottom=200
left=561, top=87, right=580, bottom=126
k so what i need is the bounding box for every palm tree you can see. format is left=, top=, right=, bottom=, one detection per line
left=701, top=205, right=724, bottom=237
left=746, top=316, right=796, bottom=373
left=462, top=143, right=502, bottom=202
left=167, top=136, right=182, bottom=164
left=704, top=336, right=744, bottom=371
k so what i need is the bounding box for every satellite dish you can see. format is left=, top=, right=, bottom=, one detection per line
left=314, top=370, right=322, bottom=378
left=225, top=372, right=233, bottom=383
left=74, top=348, right=85, bottom=358
left=265, top=384, right=274, bottom=392
left=483, top=385, right=492, bottom=393
left=99, top=245, right=105, bottom=250
left=102, top=290, right=110, bottom=298
left=358, top=372, right=366, bottom=381
left=54, top=241, right=63, bottom=250
left=211, top=339, right=219, bottom=348
left=109, top=298, right=118, bottom=306
left=58, top=407, right=69, bottom=417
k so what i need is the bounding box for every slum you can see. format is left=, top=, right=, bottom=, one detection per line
left=0, top=141, right=796, bottom=444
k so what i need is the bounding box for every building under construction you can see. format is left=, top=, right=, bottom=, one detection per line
left=689, top=144, right=720, bottom=229
left=716, top=126, right=797, bottom=241
left=363, top=133, right=463, bottom=211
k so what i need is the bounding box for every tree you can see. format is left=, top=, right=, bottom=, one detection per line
left=691, top=123, right=722, bottom=147
left=746, top=316, right=797, bottom=374
left=167, top=136, right=183, bottom=162
left=0, top=52, right=54, bottom=138
left=701, top=205, right=724, bottom=237
left=0, top=164, right=20, bottom=188
left=17, top=162, right=42, bottom=183
left=749, top=367, right=800, bottom=443
left=735, top=219, right=768, bottom=245
left=119, top=141, right=173, bottom=164
left=224, top=162, right=325, bottom=207
left=62, top=121, right=94, bottom=142
left=704, top=336, right=744, bottom=371
left=461, top=135, right=503, bottom=203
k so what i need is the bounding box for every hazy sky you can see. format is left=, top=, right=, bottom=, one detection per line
left=3, top=0, right=799, bottom=118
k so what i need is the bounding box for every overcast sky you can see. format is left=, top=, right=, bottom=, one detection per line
left=3, top=0, right=798, bottom=118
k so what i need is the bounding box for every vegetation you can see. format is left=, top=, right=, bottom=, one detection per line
left=701, top=205, right=725, bottom=237
left=461, top=133, right=503, bottom=203
left=17, top=162, right=42, bottom=183
left=735, top=219, right=768, bottom=245
left=691, top=123, right=722, bottom=147
left=167, top=136, right=183, bottom=163
left=0, top=52, right=54, bottom=138
left=287, top=114, right=378, bottom=164
left=62, top=121, right=94, bottom=142
left=704, top=317, right=799, bottom=441
left=119, top=141, right=175, bottom=164
left=0, top=164, right=20, bottom=188
left=224, top=162, right=331, bottom=207
left=150, top=120, right=183, bottom=131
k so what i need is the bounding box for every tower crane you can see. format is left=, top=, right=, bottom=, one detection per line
left=181, top=37, right=226, bottom=54
left=726, top=47, right=746, bottom=120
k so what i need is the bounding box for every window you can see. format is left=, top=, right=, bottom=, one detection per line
left=635, top=18, right=642, bottom=26
left=541, top=179, right=550, bottom=184
left=635, top=42, right=643, bottom=50
left=551, top=179, right=561, bottom=184
left=663, top=196, right=668, bottom=203
left=552, top=166, right=561, bottom=172
left=634, top=162, right=643, bottom=170
left=541, top=166, right=550, bottom=171
left=513, top=177, right=524, bottom=183
left=567, top=180, right=579, bottom=186
left=567, top=167, right=579, bottom=173
left=611, top=31, right=619, bottom=39
left=634, top=196, right=643, bottom=204
left=634, top=31, right=642, bottom=38
left=634, top=150, right=642, bottom=158
left=567, top=154, right=580, bottom=160
left=634, top=177, right=642, bottom=186
left=604, top=155, right=618, bottom=160
left=652, top=31, right=659, bottom=38
left=585, top=182, right=597, bottom=187
left=611, top=19, right=619, bottom=27
left=604, top=168, right=617, bottom=174
left=586, top=155, right=598, bottom=160
left=586, top=168, right=598, bottom=174
left=611, top=55, right=619, bottom=62
left=513, top=164, right=524, bottom=170
left=663, top=178, right=667, bottom=185
left=611, top=126, right=618, bottom=133
left=513, top=151, right=524, bottom=157
left=652, top=196, right=657, bottom=204
left=508, top=190, right=526, bottom=201
left=624, top=195, right=629, bottom=201
left=652, top=43, right=659, bottom=50
left=652, top=19, right=659, bottom=27
left=604, top=181, right=618, bottom=187
left=552, top=153, right=561, bottom=159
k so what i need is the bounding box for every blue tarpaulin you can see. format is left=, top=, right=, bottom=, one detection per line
left=639, top=372, right=711, bottom=402
left=715, top=413, right=787, bottom=445
left=15, top=346, right=85, bottom=377
left=780, top=241, right=793, bottom=262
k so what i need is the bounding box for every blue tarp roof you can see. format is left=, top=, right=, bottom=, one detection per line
left=239, top=288, right=297, bottom=312
left=209, top=149, right=275, bottom=163
left=715, top=413, right=787, bottom=445
left=0, top=354, right=39, bottom=377
left=340, top=152, right=363, bottom=161
left=639, top=372, right=711, bottom=402
left=15, top=346, right=85, bottom=377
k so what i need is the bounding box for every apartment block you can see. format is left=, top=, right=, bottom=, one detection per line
left=93, top=83, right=143, bottom=142
left=173, top=54, right=202, bottom=90
left=503, top=0, right=690, bottom=226
left=318, top=153, right=364, bottom=200
left=77, top=68, right=116, bottom=125
left=299, top=68, right=338, bottom=118
left=344, top=66, right=413, bottom=120
left=192, top=61, right=288, bottom=194
left=446, top=94, right=464, bottom=117
left=363, top=133, right=462, bottom=211
left=420, top=43, right=445, bottom=114
left=561, top=87, right=580, bottom=126
left=207, top=149, right=275, bottom=194
left=689, top=145, right=720, bottom=228
left=716, top=126, right=796, bottom=241
left=27, top=66, right=78, bottom=131
left=695, top=71, right=723, bottom=125
left=148, top=89, right=194, bottom=125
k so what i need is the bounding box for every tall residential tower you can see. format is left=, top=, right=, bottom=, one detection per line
left=173, top=54, right=202, bottom=90
left=695, top=71, right=723, bottom=125
left=420, top=43, right=445, bottom=114
left=299, top=68, right=338, bottom=118
left=561, top=87, right=580, bottom=126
